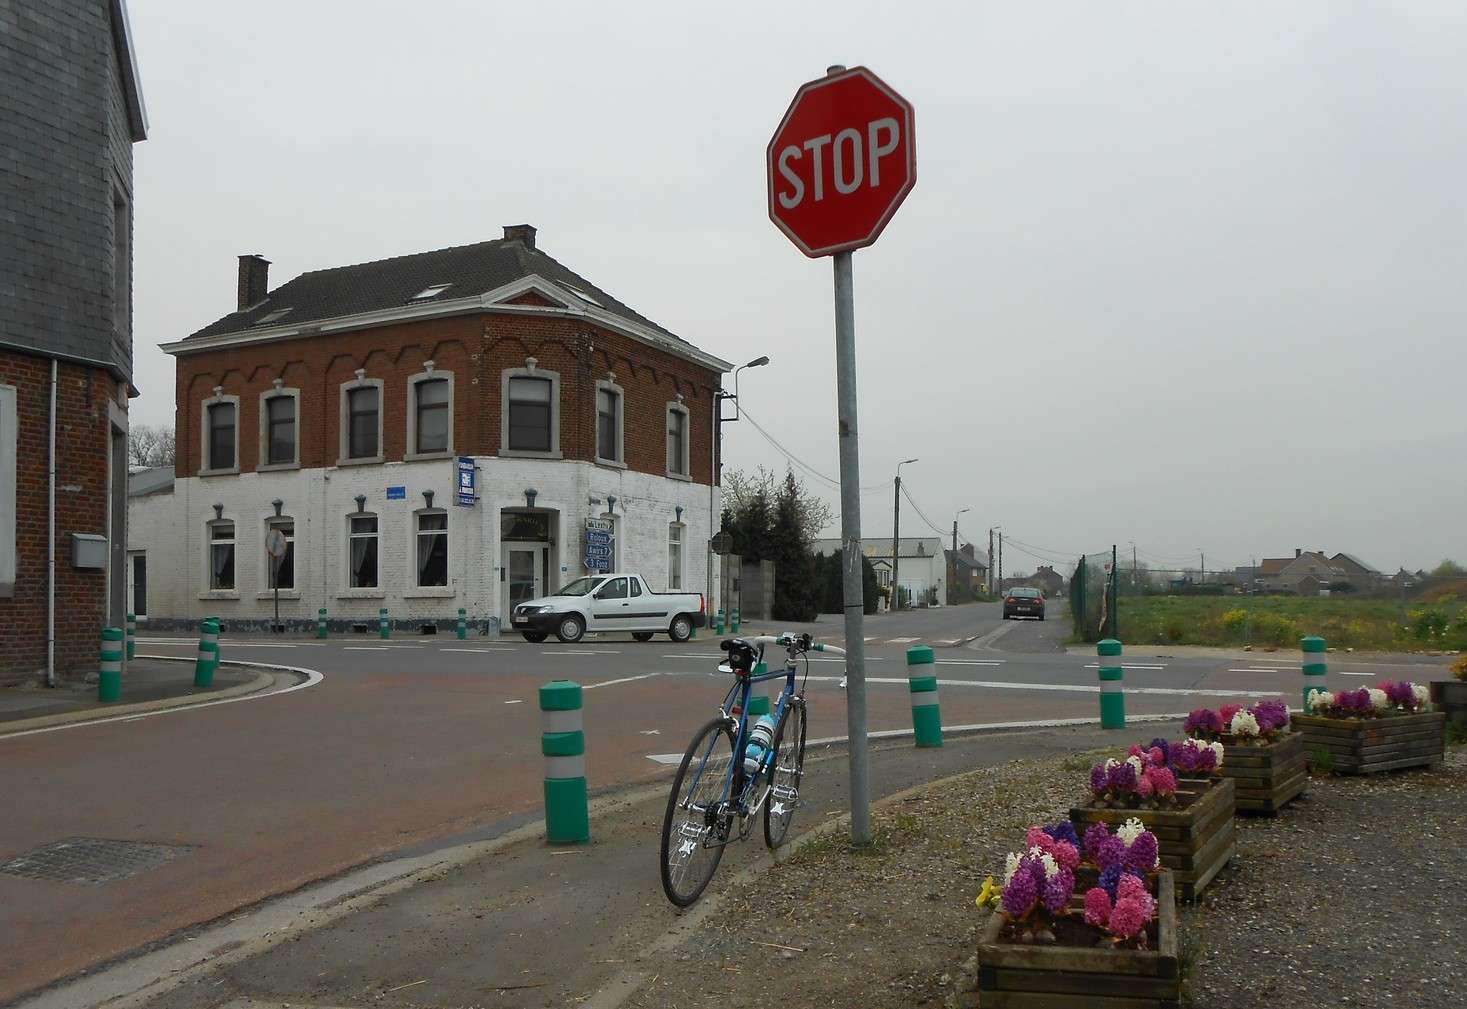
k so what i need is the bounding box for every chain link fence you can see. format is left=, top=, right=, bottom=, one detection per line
left=1070, top=549, right=1118, bottom=644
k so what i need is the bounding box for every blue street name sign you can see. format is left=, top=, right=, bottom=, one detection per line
left=386, top=486, right=406, bottom=501
left=455, top=456, right=476, bottom=506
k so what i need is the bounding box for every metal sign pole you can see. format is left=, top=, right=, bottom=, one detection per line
left=832, top=249, right=870, bottom=846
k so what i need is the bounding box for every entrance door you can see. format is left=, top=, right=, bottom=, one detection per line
left=504, top=544, right=545, bottom=624
left=129, top=553, right=147, bottom=619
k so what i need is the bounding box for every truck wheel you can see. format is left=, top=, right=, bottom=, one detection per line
left=632, top=632, right=654, bottom=642
left=555, top=615, right=586, bottom=644
left=522, top=631, right=548, bottom=643
left=668, top=615, right=693, bottom=643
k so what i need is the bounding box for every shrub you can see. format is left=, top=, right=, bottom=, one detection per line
left=1220, top=608, right=1248, bottom=634
left=1453, top=655, right=1467, bottom=681
left=1308, top=747, right=1335, bottom=776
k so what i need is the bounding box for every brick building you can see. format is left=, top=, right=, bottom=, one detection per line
left=0, top=1, right=147, bottom=685
left=131, top=226, right=730, bottom=634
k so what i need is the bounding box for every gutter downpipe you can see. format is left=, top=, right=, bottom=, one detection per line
left=46, top=358, right=57, bottom=687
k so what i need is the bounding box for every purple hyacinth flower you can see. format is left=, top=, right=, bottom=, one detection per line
left=1149, top=737, right=1171, bottom=754
left=1108, top=761, right=1138, bottom=792
left=1084, top=822, right=1111, bottom=860
left=1125, top=831, right=1159, bottom=873
left=1197, top=745, right=1217, bottom=771
left=1090, top=763, right=1108, bottom=794
left=1042, top=867, right=1074, bottom=914
left=1095, top=835, right=1127, bottom=871
left=1002, top=863, right=1039, bottom=916
left=1043, top=821, right=1080, bottom=848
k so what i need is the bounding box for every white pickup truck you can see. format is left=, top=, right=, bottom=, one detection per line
left=509, top=573, right=707, bottom=644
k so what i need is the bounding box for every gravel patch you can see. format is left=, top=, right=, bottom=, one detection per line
left=630, top=744, right=1466, bottom=1009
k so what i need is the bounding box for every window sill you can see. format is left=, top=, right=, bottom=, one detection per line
left=403, top=586, right=456, bottom=599
left=595, top=457, right=627, bottom=470
left=198, top=590, right=240, bottom=600
left=499, top=449, right=564, bottom=460
left=337, top=588, right=386, bottom=599
left=405, top=450, right=453, bottom=462
left=255, top=590, right=301, bottom=601
left=336, top=455, right=385, bottom=467
left=257, top=461, right=300, bottom=473
left=665, top=470, right=692, bottom=482
left=199, top=467, right=240, bottom=478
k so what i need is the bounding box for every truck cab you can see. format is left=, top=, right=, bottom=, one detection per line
left=510, top=573, right=706, bottom=644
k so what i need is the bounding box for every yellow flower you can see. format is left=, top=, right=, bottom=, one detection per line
left=976, top=875, right=1000, bottom=909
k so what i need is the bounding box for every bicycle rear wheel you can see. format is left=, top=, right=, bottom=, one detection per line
left=660, top=716, right=737, bottom=907
left=763, top=696, right=806, bottom=848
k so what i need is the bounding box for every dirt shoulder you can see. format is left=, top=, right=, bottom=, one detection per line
left=630, top=746, right=1467, bottom=1009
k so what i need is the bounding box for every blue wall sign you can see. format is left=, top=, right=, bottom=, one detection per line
left=386, top=486, right=406, bottom=501
left=584, top=517, right=613, bottom=572
left=455, top=456, right=477, bottom=506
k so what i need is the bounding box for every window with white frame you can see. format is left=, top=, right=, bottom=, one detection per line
left=500, top=364, right=561, bottom=457
left=348, top=513, right=379, bottom=588
left=595, top=379, right=623, bottom=465
left=0, top=384, right=16, bottom=597
left=203, top=395, right=239, bottom=472
left=410, top=373, right=452, bottom=455
left=341, top=378, right=382, bottom=461
left=667, top=522, right=684, bottom=590
left=666, top=403, right=690, bottom=477
left=260, top=388, right=299, bottom=467
left=266, top=517, right=294, bottom=590
left=415, top=510, right=448, bottom=587
left=209, top=520, right=235, bottom=590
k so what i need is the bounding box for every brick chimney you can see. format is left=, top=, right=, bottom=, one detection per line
left=502, top=224, right=536, bottom=249
left=237, top=254, right=270, bottom=310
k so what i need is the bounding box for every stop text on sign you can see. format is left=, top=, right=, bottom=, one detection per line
left=774, top=117, right=901, bottom=208
left=766, top=66, right=916, bottom=258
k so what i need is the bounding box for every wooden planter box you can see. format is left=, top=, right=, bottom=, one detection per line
left=1219, top=730, right=1307, bottom=814
left=1070, top=777, right=1235, bottom=901
left=1295, top=711, right=1446, bottom=774
left=1429, top=680, right=1467, bottom=735
left=976, top=871, right=1179, bottom=1009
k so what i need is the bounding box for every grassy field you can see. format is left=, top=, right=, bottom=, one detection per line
left=1106, top=595, right=1467, bottom=652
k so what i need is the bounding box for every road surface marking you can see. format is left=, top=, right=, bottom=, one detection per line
left=656, top=669, right=1284, bottom=700
left=582, top=672, right=660, bottom=690
left=440, top=647, right=517, bottom=654
left=503, top=699, right=523, bottom=704
left=545, top=649, right=622, bottom=655
left=887, top=636, right=919, bottom=643
left=645, top=711, right=1198, bottom=764
left=0, top=659, right=325, bottom=740
left=344, top=646, right=387, bottom=651
left=937, top=659, right=1005, bottom=666
left=1083, top=663, right=1168, bottom=671
left=1338, top=671, right=1373, bottom=677
left=658, top=653, right=879, bottom=663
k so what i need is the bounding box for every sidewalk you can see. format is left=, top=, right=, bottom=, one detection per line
left=0, top=659, right=263, bottom=731
left=27, top=722, right=1174, bottom=1009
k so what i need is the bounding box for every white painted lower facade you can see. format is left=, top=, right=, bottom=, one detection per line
left=128, top=457, right=719, bottom=633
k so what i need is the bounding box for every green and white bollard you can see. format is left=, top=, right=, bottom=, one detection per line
left=746, top=692, right=770, bottom=718
left=379, top=608, right=390, bottom=640
left=714, top=608, right=725, bottom=635
left=457, top=608, right=468, bottom=640
left=193, top=618, right=218, bottom=689
left=317, top=608, right=329, bottom=639
left=99, top=627, right=123, bottom=702
left=1301, top=635, right=1327, bottom=709
left=907, top=645, right=943, bottom=747
left=731, top=607, right=742, bottom=633
left=540, top=680, right=589, bottom=844
left=1098, top=638, right=1125, bottom=729
left=125, top=613, right=136, bottom=661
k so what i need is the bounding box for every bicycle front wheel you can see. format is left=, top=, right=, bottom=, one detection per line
left=764, top=696, right=806, bottom=848
left=660, top=716, right=737, bottom=907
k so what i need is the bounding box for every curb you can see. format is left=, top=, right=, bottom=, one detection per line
left=0, top=659, right=276, bottom=738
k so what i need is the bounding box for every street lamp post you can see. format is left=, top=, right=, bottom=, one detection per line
left=710, top=356, right=770, bottom=615
left=951, top=507, right=970, bottom=603
left=891, top=458, right=918, bottom=610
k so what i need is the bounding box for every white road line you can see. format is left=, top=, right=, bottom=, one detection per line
left=887, top=637, right=919, bottom=644
left=1083, top=663, right=1168, bottom=671
left=645, top=711, right=1197, bottom=764
left=0, top=658, right=324, bottom=740
left=657, top=670, right=1284, bottom=699
left=344, top=646, right=387, bottom=651
left=934, top=639, right=960, bottom=646
left=503, top=699, right=523, bottom=704
left=937, top=659, right=1005, bottom=666
left=1227, top=668, right=1286, bottom=673
left=582, top=672, right=660, bottom=690
left=1338, top=672, right=1373, bottom=677
left=440, top=647, right=517, bottom=654
left=544, top=649, right=621, bottom=656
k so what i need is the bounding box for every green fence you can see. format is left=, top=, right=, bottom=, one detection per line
left=1070, top=549, right=1119, bottom=643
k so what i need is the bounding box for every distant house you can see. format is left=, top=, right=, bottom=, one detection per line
left=1258, top=549, right=1346, bottom=594
left=1330, top=553, right=1382, bottom=591
left=1028, top=565, right=1066, bottom=598
left=814, top=536, right=946, bottom=606
left=946, top=543, right=989, bottom=601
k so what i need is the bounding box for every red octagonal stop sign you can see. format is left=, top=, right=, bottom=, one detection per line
left=767, top=66, right=916, bottom=258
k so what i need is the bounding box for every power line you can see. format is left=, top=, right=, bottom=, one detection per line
left=737, top=404, right=889, bottom=493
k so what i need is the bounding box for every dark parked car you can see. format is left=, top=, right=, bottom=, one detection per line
left=1002, top=587, right=1045, bottom=620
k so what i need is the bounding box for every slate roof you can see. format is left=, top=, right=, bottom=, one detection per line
left=186, top=234, right=694, bottom=353
left=128, top=466, right=174, bottom=497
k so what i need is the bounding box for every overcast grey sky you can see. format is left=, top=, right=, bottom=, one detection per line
left=127, top=1, right=1466, bottom=574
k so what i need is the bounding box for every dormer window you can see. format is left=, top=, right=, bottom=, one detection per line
left=254, top=308, right=292, bottom=326
left=412, top=284, right=452, bottom=301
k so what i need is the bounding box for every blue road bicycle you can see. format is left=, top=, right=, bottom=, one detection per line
left=659, top=632, right=844, bottom=907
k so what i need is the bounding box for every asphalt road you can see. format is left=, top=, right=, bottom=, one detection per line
left=1, top=602, right=1454, bottom=1003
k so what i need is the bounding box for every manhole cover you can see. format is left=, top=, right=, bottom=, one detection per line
left=0, top=838, right=194, bottom=884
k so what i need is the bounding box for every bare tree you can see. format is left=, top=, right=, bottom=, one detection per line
left=128, top=424, right=175, bottom=469
left=722, top=466, right=834, bottom=546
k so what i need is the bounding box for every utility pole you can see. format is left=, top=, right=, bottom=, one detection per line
left=891, top=458, right=917, bottom=610
left=1132, top=542, right=1138, bottom=591
left=988, top=528, right=995, bottom=595
left=998, top=532, right=1003, bottom=592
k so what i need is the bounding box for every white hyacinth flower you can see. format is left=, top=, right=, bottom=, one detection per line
left=1411, top=683, right=1430, bottom=708
left=1117, top=817, right=1145, bottom=846
left=1368, top=688, right=1390, bottom=713
left=1229, top=710, right=1261, bottom=738
left=1003, top=852, right=1021, bottom=885
left=1125, top=755, right=1144, bottom=778
left=1104, top=758, right=1120, bottom=771
left=1208, top=741, right=1225, bottom=768
left=1040, top=852, right=1059, bottom=880
left=1309, top=690, right=1334, bottom=712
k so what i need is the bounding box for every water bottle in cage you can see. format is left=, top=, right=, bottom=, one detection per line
left=742, top=714, right=777, bottom=775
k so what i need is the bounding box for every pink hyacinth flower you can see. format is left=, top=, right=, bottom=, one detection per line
left=1083, top=887, right=1112, bottom=927
left=1107, top=896, right=1152, bottom=939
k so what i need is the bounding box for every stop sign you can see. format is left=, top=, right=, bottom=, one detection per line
left=767, top=66, right=916, bottom=258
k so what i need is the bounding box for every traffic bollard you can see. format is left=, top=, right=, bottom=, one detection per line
left=125, top=612, right=136, bottom=661
left=540, top=680, right=590, bottom=844
left=1098, top=638, right=1125, bottom=729
left=99, top=627, right=123, bottom=702
left=731, top=607, right=742, bottom=633
left=317, top=607, right=329, bottom=639
left=907, top=645, right=943, bottom=747
left=457, top=608, right=468, bottom=640
left=379, top=608, right=390, bottom=640
left=1301, top=635, right=1327, bottom=709
left=194, top=618, right=218, bottom=689
left=714, top=608, right=725, bottom=635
